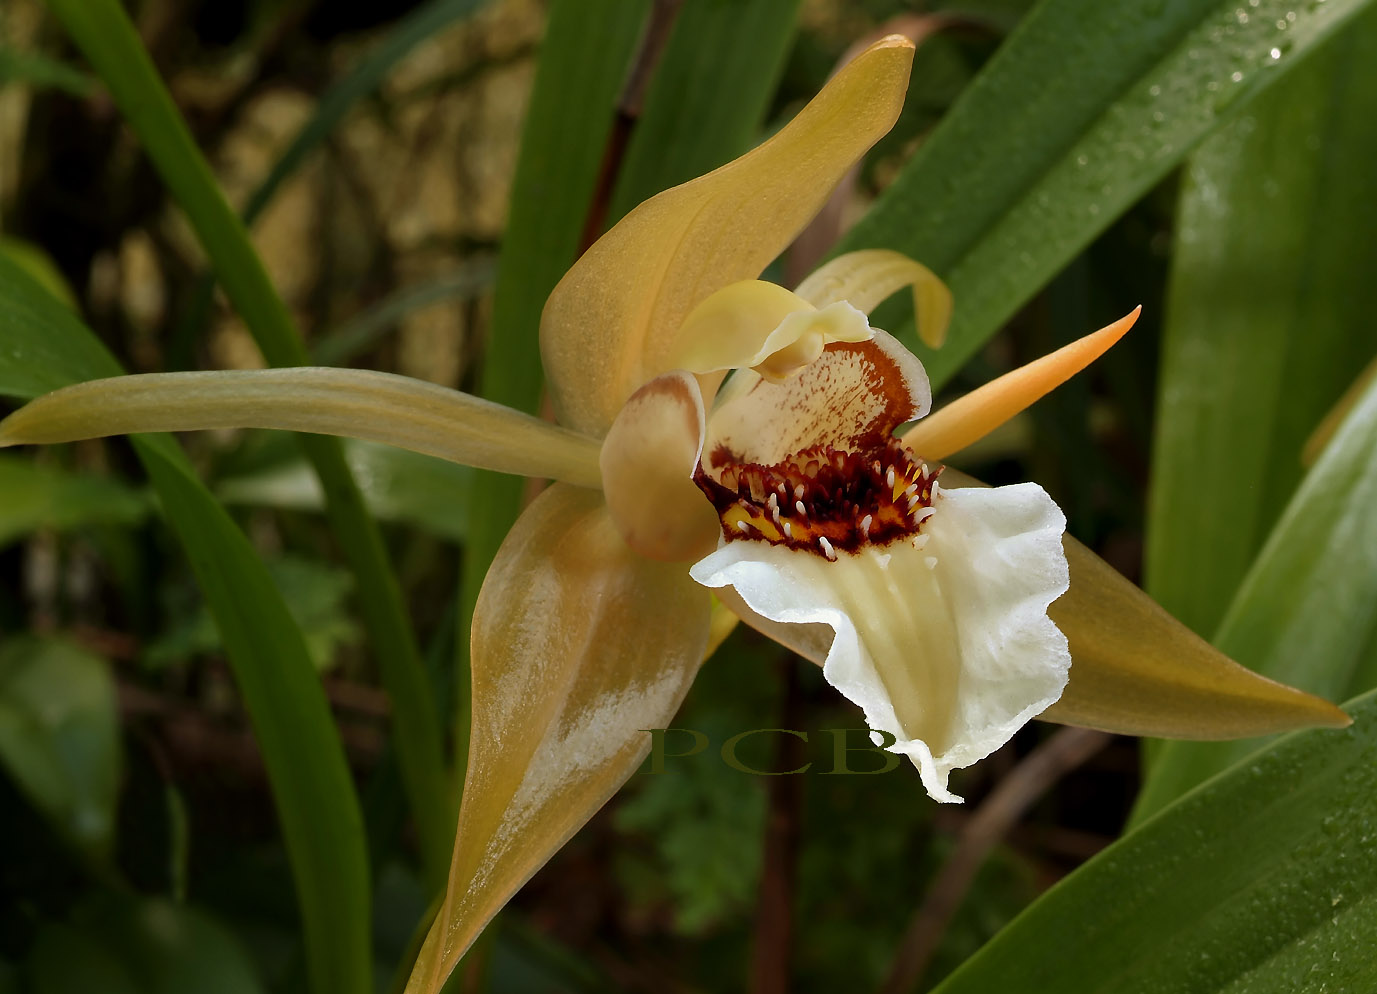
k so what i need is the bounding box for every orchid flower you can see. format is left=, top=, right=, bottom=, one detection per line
left=0, top=36, right=1348, bottom=990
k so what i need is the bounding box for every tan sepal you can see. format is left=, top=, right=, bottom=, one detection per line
left=406, top=485, right=710, bottom=992
left=1044, top=535, right=1351, bottom=737
left=600, top=371, right=720, bottom=562
left=0, top=368, right=602, bottom=488
left=927, top=468, right=1349, bottom=737
left=795, top=249, right=953, bottom=348
left=704, top=595, right=743, bottom=663
left=540, top=36, right=915, bottom=434
left=903, top=308, right=1139, bottom=461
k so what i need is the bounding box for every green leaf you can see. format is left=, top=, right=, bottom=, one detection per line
left=0, top=453, right=148, bottom=547
left=28, top=896, right=265, bottom=994
left=237, top=0, right=491, bottom=229
left=172, top=0, right=494, bottom=363
left=927, top=687, right=1377, bottom=994
left=0, top=46, right=94, bottom=96
left=146, top=555, right=361, bottom=673
left=836, top=0, right=1377, bottom=391
left=1145, top=10, right=1377, bottom=638
left=218, top=438, right=474, bottom=543
left=1133, top=362, right=1377, bottom=822
left=0, top=255, right=371, bottom=994
left=604, top=0, right=801, bottom=225
left=0, top=237, right=78, bottom=308
left=0, top=261, right=122, bottom=394
left=459, top=0, right=648, bottom=767
left=311, top=260, right=496, bottom=367
left=28, top=925, right=140, bottom=994
left=0, top=637, right=120, bottom=859
left=44, top=0, right=451, bottom=889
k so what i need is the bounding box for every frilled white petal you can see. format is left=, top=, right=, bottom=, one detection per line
left=690, top=482, right=1070, bottom=802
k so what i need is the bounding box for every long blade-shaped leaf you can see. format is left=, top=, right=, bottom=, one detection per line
left=1145, top=10, right=1377, bottom=638
left=0, top=454, right=147, bottom=547
left=835, top=0, right=1376, bottom=390
left=604, top=0, right=801, bottom=225
left=1132, top=370, right=1377, bottom=822
left=927, top=687, right=1377, bottom=994
left=238, top=0, right=490, bottom=228
left=171, top=0, right=493, bottom=365
left=0, top=256, right=370, bottom=994
left=1131, top=11, right=1377, bottom=816
left=44, top=0, right=452, bottom=888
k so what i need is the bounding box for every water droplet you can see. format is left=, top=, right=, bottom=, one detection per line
left=1152, top=110, right=1165, bottom=122
left=1149, top=84, right=1162, bottom=97
left=1076, top=154, right=1088, bottom=166
left=1277, top=18, right=1289, bottom=28
left=1231, top=71, right=1244, bottom=82
left=1270, top=47, right=1283, bottom=59
left=1235, top=6, right=1249, bottom=22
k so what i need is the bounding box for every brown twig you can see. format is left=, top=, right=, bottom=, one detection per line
left=749, top=658, right=807, bottom=994
left=575, top=0, right=683, bottom=253
left=878, top=727, right=1113, bottom=994
left=785, top=12, right=1001, bottom=284
left=526, top=0, right=685, bottom=504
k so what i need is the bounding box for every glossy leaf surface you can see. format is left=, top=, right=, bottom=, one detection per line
left=929, top=688, right=1377, bottom=994
left=1135, top=363, right=1377, bottom=821
left=836, top=0, right=1376, bottom=391
left=1146, top=10, right=1377, bottom=637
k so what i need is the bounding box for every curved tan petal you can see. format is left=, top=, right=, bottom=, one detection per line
left=795, top=249, right=953, bottom=348
left=902, top=308, right=1139, bottom=462
left=541, top=36, right=915, bottom=434
left=0, top=369, right=602, bottom=488
left=407, top=485, right=710, bottom=992
left=935, top=470, right=1349, bottom=737
left=703, top=330, right=930, bottom=474
left=600, top=371, right=720, bottom=562
left=668, top=280, right=815, bottom=373
left=668, top=280, right=871, bottom=381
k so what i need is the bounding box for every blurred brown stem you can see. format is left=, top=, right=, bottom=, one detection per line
left=576, top=0, right=684, bottom=253
left=878, top=726, right=1113, bottom=994
left=749, top=658, right=806, bottom=994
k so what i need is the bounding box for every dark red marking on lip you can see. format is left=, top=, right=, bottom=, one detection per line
left=695, top=438, right=941, bottom=557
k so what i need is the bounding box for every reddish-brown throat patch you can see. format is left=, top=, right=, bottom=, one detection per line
left=695, top=438, right=941, bottom=560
